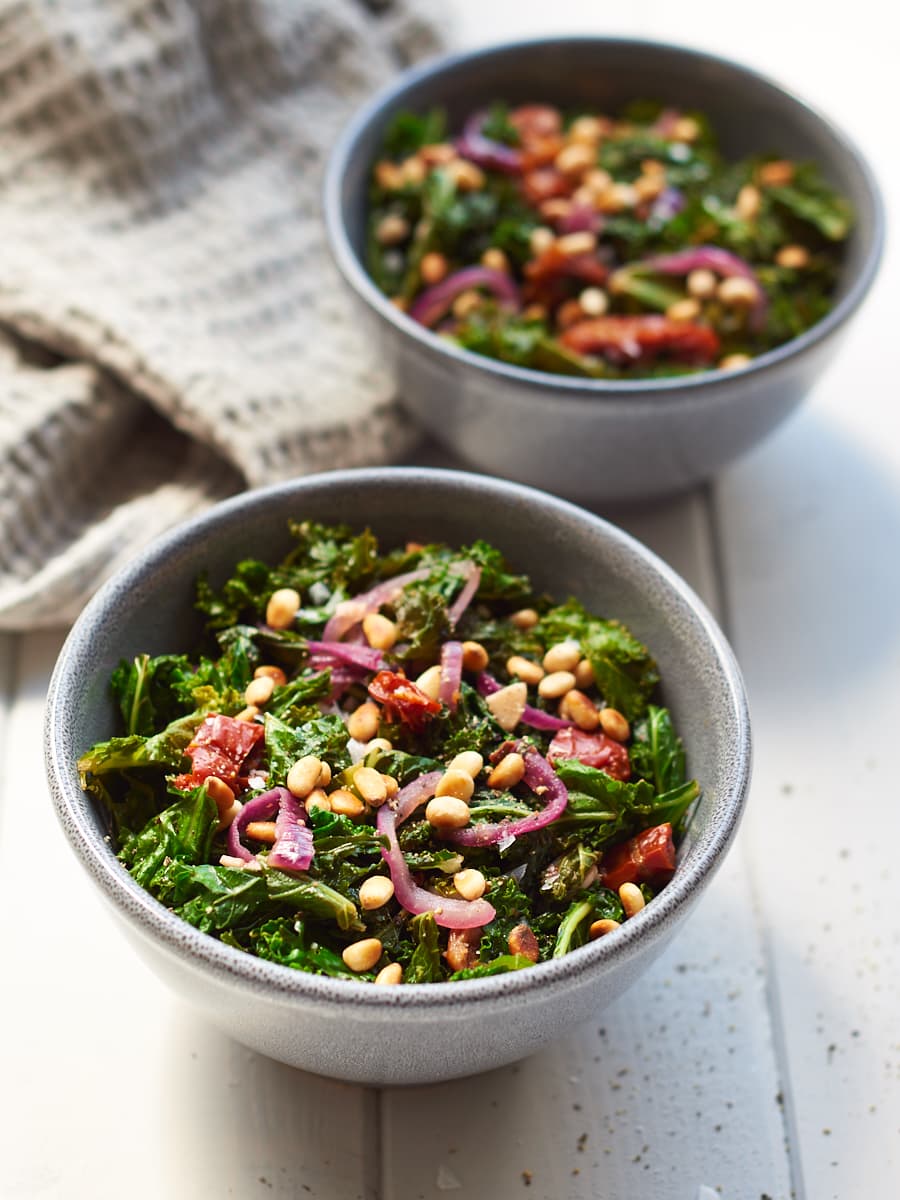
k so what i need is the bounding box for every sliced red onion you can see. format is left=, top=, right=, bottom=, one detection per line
left=377, top=772, right=496, bottom=929
left=649, top=186, right=685, bottom=222
left=227, top=786, right=287, bottom=862
left=439, top=641, right=463, bottom=711
left=639, top=245, right=767, bottom=330
left=446, top=747, right=569, bottom=847
left=558, top=204, right=602, bottom=235
left=652, top=107, right=682, bottom=137
left=269, top=790, right=314, bottom=872
left=409, top=267, right=520, bottom=329
left=307, top=641, right=385, bottom=671
left=327, top=665, right=367, bottom=701
left=454, top=112, right=522, bottom=174
left=476, top=671, right=573, bottom=731
left=322, top=568, right=432, bottom=641
left=447, top=562, right=480, bottom=628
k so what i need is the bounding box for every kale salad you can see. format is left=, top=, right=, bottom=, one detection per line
left=79, top=522, right=699, bottom=984
left=366, top=101, right=852, bottom=377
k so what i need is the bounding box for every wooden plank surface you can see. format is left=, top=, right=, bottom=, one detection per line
left=381, top=489, right=794, bottom=1200
left=0, top=632, right=376, bottom=1200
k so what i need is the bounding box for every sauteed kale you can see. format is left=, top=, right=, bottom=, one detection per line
left=366, top=101, right=851, bottom=377
left=79, top=522, right=699, bottom=983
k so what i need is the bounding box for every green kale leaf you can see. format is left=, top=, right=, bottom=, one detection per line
left=630, top=705, right=686, bottom=794
left=405, top=911, right=443, bottom=983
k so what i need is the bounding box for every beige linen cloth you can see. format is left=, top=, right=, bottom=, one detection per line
left=0, top=0, right=443, bottom=629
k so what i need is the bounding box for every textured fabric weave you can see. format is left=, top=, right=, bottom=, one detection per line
left=0, top=0, right=442, bottom=628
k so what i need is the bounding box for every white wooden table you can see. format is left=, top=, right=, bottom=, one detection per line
left=2, top=4, right=898, bottom=1197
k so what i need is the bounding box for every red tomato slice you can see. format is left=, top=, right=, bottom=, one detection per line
left=546, top=727, right=632, bottom=782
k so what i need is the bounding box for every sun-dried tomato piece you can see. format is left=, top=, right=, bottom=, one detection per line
left=522, top=166, right=571, bottom=205
left=546, top=727, right=632, bottom=782
left=509, top=104, right=563, bottom=139
left=525, top=243, right=609, bottom=290
left=368, top=670, right=442, bottom=733
left=173, top=714, right=265, bottom=792
left=560, top=314, right=720, bottom=365
left=600, top=824, right=676, bottom=891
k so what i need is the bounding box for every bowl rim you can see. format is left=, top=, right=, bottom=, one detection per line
left=324, top=34, right=885, bottom=402
left=45, top=466, right=751, bottom=1012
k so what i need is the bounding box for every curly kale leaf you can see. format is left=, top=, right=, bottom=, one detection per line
left=251, top=918, right=366, bottom=980
left=264, top=712, right=351, bottom=781
left=630, top=705, right=686, bottom=794
left=449, top=954, right=533, bottom=981
left=405, top=912, right=443, bottom=983
left=536, top=600, right=659, bottom=720
left=118, top=784, right=217, bottom=890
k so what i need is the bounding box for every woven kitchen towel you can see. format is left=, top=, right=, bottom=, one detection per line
left=0, top=0, right=444, bottom=629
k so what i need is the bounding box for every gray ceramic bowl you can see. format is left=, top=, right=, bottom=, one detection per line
left=45, top=468, right=750, bottom=1085
left=324, top=37, right=884, bottom=502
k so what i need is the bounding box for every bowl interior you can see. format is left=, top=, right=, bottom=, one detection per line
left=49, top=469, right=749, bottom=1002
left=333, top=37, right=879, bottom=321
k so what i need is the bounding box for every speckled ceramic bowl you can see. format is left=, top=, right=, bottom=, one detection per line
left=324, top=37, right=884, bottom=502
left=45, top=468, right=750, bottom=1085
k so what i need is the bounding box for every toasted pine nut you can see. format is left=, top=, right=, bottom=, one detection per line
left=416, top=664, right=443, bottom=701
left=538, top=670, right=577, bottom=700
left=543, top=640, right=581, bottom=673
left=461, top=641, right=489, bottom=672
left=599, top=707, right=630, bottom=741
left=529, top=226, right=555, bottom=255
left=436, top=769, right=475, bottom=802
left=485, top=680, right=527, bottom=732
left=775, top=244, right=810, bottom=269
left=758, top=159, right=794, bottom=187
left=367, top=737, right=393, bottom=753
left=400, top=156, right=426, bottom=185
left=508, top=923, right=539, bottom=962
left=666, top=298, right=702, bottom=323
left=216, top=799, right=243, bottom=833
left=254, top=665, right=287, bottom=687
left=735, top=184, right=761, bottom=221
left=235, top=705, right=259, bottom=723
left=573, top=658, right=595, bottom=689
left=556, top=231, right=597, bottom=257
left=559, top=688, right=601, bottom=731
left=362, top=612, right=397, bottom=651
left=391, top=296, right=409, bottom=313
left=305, top=788, right=331, bottom=813
left=330, top=789, right=365, bottom=818
left=317, top=761, right=332, bottom=788
left=374, top=160, right=404, bottom=190
left=584, top=168, right=613, bottom=195
left=634, top=173, right=666, bottom=201
left=376, top=214, right=410, bottom=245
left=359, top=875, right=395, bottom=910
left=717, top=276, right=758, bottom=307
left=244, top=674, right=275, bottom=708
left=619, top=882, right=646, bottom=918
left=245, top=820, right=277, bottom=844
left=206, top=776, right=235, bottom=814
left=487, top=751, right=526, bottom=791
left=266, top=588, right=301, bottom=630
left=448, top=750, right=483, bottom=779
left=641, top=158, right=666, bottom=177
left=719, top=353, right=753, bottom=371
left=672, top=116, right=701, bottom=142
left=522, top=303, right=548, bottom=321
left=481, top=247, right=509, bottom=272
left=506, top=654, right=544, bottom=686
left=355, top=766, right=388, bottom=807
left=510, top=608, right=539, bottom=630
left=375, top=962, right=403, bottom=986
left=425, top=795, right=471, bottom=831
left=569, top=115, right=604, bottom=144
left=687, top=268, right=718, bottom=299
left=589, top=918, right=621, bottom=939
left=381, top=773, right=399, bottom=799
left=598, top=183, right=637, bottom=212
left=579, top=286, right=608, bottom=316
left=555, top=142, right=595, bottom=176
left=219, top=853, right=247, bottom=869
left=347, top=701, right=380, bottom=743
left=539, top=197, right=573, bottom=222
left=453, top=868, right=487, bottom=900
left=446, top=159, right=485, bottom=191
left=452, top=289, right=483, bottom=319
left=420, top=251, right=449, bottom=285
left=420, top=142, right=456, bottom=166
left=342, top=938, right=383, bottom=973
left=287, top=755, right=324, bottom=799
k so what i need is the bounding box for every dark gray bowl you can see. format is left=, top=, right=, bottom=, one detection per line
left=45, top=468, right=751, bottom=1084
left=324, top=37, right=884, bottom=502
